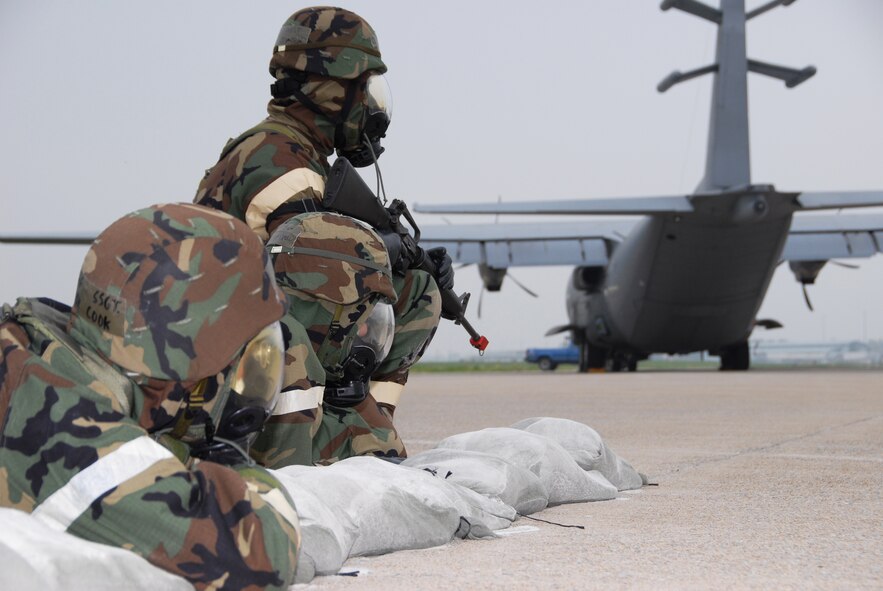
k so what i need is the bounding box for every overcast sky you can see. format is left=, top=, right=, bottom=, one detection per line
left=2, top=1, right=882, bottom=359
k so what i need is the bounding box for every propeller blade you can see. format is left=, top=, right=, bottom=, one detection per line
left=507, top=273, right=539, bottom=298
left=802, top=283, right=814, bottom=312
left=830, top=260, right=860, bottom=269
left=477, top=286, right=485, bottom=319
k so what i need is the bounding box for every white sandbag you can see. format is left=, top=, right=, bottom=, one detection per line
left=270, top=467, right=353, bottom=582
left=436, top=428, right=617, bottom=505
left=0, top=507, right=193, bottom=591
left=512, top=417, right=644, bottom=490
left=402, top=448, right=549, bottom=515
left=274, top=456, right=515, bottom=575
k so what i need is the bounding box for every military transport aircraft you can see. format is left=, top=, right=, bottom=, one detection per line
left=415, top=0, right=883, bottom=372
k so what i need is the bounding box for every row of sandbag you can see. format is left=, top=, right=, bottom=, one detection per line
left=277, top=417, right=646, bottom=583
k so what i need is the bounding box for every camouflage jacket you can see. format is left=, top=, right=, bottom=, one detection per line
left=195, top=100, right=439, bottom=467
left=0, top=298, right=301, bottom=591
left=195, top=103, right=333, bottom=242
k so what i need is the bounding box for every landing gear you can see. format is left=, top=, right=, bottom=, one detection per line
left=719, top=341, right=750, bottom=371
left=578, top=342, right=608, bottom=373
left=606, top=352, right=639, bottom=372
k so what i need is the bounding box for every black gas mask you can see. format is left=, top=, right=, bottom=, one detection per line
left=188, top=322, right=285, bottom=465
left=324, top=303, right=395, bottom=407
left=337, top=74, right=393, bottom=167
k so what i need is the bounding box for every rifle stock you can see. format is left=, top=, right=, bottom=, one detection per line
left=323, top=158, right=488, bottom=353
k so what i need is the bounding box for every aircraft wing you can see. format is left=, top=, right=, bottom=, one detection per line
left=419, top=220, right=638, bottom=267
left=0, top=233, right=95, bottom=245
left=782, top=212, right=883, bottom=261
left=414, top=195, right=693, bottom=216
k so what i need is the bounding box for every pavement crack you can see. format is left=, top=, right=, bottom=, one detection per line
left=664, top=413, right=883, bottom=476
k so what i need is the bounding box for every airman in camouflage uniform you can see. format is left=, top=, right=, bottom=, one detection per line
left=195, top=7, right=449, bottom=464
left=251, top=211, right=405, bottom=466
left=0, top=204, right=300, bottom=590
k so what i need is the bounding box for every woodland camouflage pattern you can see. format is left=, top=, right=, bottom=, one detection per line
left=253, top=213, right=405, bottom=468
left=69, top=203, right=286, bottom=382
left=270, top=6, right=387, bottom=80
left=0, top=205, right=300, bottom=590
left=193, top=99, right=441, bottom=388
left=195, top=9, right=441, bottom=466
left=266, top=211, right=396, bottom=306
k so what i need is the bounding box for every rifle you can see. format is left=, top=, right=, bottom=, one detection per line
left=324, top=157, right=489, bottom=353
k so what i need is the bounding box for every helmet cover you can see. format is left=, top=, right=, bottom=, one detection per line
left=69, top=203, right=287, bottom=382
left=270, top=6, right=387, bottom=80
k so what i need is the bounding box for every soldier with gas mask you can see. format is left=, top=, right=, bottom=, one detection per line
left=250, top=211, right=405, bottom=466
left=195, top=7, right=453, bottom=462
left=0, top=204, right=300, bottom=590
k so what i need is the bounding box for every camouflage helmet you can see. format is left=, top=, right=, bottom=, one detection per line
left=270, top=6, right=387, bottom=80
left=267, top=211, right=396, bottom=305
left=69, top=203, right=287, bottom=382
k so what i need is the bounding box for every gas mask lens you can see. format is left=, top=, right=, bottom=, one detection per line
left=324, top=303, right=395, bottom=407
left=187, top=321, right=284, bottom=465
left=356, top=302, right=394, bottom=366
left=229, top=321, right=285, bottom=420
left=364, top=73, right=392, bottom=137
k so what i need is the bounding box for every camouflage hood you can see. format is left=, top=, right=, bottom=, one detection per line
left=69, top=203, right=286, bottom=382
left=268, top=7, right=389, bottom=158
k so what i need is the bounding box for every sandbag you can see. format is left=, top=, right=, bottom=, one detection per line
left=270, top=467, right=353, bottom=582
left=512, top=417, right=644, bottom=490
left=0, top=508, right=193, bottom=591
left=402, top=448, right=549, bottom=515
left=436, top=427, right=618, bottom=505
left=273, top=456, right=515, bottom=582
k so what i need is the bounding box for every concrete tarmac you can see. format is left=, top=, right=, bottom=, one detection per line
left=301, top=370, right=883, bottom=590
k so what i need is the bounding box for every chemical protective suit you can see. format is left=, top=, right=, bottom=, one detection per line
left=0, top=204, right=300, bottom=590
left=195, top=7, right=451, bottom=463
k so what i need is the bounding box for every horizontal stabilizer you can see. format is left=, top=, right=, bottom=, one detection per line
left=783, top=212, right=883, bottom=261
left=419, top=220, right=639, bottom=268
left=797, top=190, right=883, bottom=210
left=415, top=195, right=693, bottom=216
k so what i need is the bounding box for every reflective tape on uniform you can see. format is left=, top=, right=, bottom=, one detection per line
left=369, top=380, right=405, bottom=406
left=32, top=436, right=175, bottom=532
left=272, top=385, right=324, bottom=415
left=245, top=168, right=325, bottom=240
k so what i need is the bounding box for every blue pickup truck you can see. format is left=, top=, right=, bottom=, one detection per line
left=524, top=341, right=580, bottom=371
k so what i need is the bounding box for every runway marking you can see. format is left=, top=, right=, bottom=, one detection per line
left=621, top=489, right=643, bottom=494
left=615, top=497, right=630, bottom=501
left=495, top=525, right=540, bottom=536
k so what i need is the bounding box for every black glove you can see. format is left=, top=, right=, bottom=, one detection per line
left=426, top=247, right=454, bottom=291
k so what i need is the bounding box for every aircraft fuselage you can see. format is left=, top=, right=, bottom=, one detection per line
left=569, top=187, right=795, bottom=356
